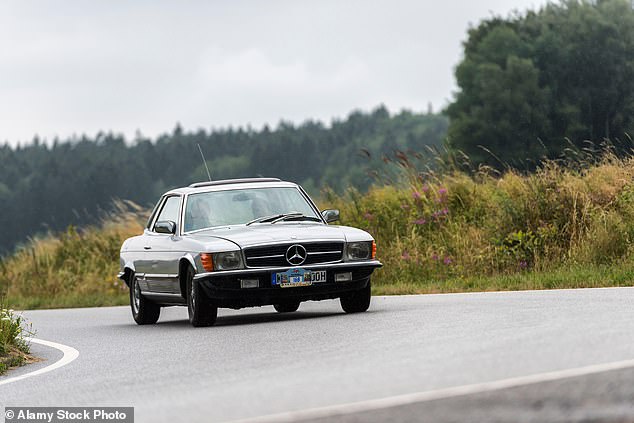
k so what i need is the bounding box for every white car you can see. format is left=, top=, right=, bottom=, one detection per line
left=118, top=178, right=382, bottom=327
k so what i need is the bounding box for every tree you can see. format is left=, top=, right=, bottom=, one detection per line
left=447, top=0, right=634, bottom=167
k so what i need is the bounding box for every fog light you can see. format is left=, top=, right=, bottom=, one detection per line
left=240, top=279, right=259, bottom=288
left=335, top=272, right=352, bottom=282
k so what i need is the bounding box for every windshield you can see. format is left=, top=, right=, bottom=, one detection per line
left=183, top=187, right=320, bottom=232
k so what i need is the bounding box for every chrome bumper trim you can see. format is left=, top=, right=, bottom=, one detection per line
left=193, top=260, right=382, bottom=280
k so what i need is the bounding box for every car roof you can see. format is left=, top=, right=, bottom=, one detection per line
left=163, top=178, right=299, bottom=196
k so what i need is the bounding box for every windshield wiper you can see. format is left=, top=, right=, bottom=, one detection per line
left=271, top=214, right=321, bottom=224
left=245, top=213, right=295, bottom=226
left=246, top=212, right=320, bottom=226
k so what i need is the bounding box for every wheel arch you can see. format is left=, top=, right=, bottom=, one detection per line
left=179, top=254, right=197, bottom=298
left=121, top=263, right=136, bottom=287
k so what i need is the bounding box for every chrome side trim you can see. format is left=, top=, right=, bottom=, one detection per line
left=142, top=292, right=184, bottom=299
left=138, top=279, right=150, bottom=291
left=144, top=273, right=179, bottom=279
left=193, top=260, right=382, bottom=280
left=141, top=292, right=187, bottom=305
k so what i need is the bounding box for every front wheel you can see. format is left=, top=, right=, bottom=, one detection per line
left=340, top=280, right=371, bottom=313
left=186, top=266, right=218, bottom=327
left=274, top=302, right=300, bottom=313
left=129, top=272, right=161, bottom=325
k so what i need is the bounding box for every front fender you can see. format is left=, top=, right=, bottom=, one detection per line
left=181, top=253, right=198, bottom=273
left=118, top=258, right=136, bottom=286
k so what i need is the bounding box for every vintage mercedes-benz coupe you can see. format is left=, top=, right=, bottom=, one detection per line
left=118, top=178, right=382, bottom=327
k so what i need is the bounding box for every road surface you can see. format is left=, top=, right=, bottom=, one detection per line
left=1, top=288, right=633, bottom=422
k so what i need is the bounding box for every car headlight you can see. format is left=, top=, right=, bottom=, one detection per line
left=200, top=251, right=244, bottom=271
left=213, top=251, right=244, bottom=270
left=346, top=241, right=375, bottom=261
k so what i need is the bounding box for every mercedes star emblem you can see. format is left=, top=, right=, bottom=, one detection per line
left=286, top=244, right=307, bottom=266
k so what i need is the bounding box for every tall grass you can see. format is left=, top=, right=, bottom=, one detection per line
left=0, top=303, right=32, bottom=374
left=0, top=201, right=144, bottom=309
left=1, top=155, right=634, bottom=309
left=324, top=152, right=634, bottom=293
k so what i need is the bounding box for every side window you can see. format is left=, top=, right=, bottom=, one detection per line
left=153, top=196, right=181, bottom=231
left=145, top=197, right=163, bottom=229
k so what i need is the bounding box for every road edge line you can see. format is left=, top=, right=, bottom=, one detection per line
left=232, top=357, right=634, bottom=423
left=0, top=338, right=79, bottom=386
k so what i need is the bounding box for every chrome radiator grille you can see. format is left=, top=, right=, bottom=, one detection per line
left=244, top=242, right=344, bottom=268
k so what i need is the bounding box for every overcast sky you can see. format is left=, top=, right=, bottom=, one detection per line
left=0, top=0, right=548, bottom=146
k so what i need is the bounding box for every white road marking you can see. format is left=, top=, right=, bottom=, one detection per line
left=233, top=357, right=634, bottom=423
left=0, top=338, right=79, bottom=386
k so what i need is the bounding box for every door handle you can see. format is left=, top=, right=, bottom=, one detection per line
left=143, top=246, right=152, bottom=250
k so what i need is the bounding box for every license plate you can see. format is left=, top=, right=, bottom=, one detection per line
left=272, top=269, right=327, bottom=287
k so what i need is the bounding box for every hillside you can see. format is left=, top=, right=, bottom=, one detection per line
left=0, top=107, right=447, bottom=254
left=2, top=155, right=633, bottom=309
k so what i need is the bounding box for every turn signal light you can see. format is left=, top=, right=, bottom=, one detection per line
left=200, top=253, right=214, bottom=272
left=372, top=241, right=377, bottom=259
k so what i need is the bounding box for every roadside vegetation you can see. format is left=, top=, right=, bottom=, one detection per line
left=0, top=303, right=33, bottom=375
left=1, top=152, right=633, bottom=308
left=323, top=150, right=634, bottom=294
left=2, top=1, right=634, bottom=307
left=0, top=202, right=143, bottom=309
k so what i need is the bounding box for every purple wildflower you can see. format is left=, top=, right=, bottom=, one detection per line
left=402, top=251, right=411, bottom=260
left=438, top=188, right=447, bottom=195
left=443, top=256, right=452, bottom=265
left=412, top=191, right=421, bottom=200
left=431, top=253, right=439, bottom=261
left=519, top=260, right=528, bottom=269
left=413, top=218, right=426, bottom=225
left=441, top=208, right=449, bottom=215
left=422, top=185, right=430, bottom=193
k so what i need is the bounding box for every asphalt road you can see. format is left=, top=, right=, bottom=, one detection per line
left=1, top=288, right=633, bottom=422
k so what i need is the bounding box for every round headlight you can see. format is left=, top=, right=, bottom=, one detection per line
left=347, top=242, right=372, bottom=260
left=213, top=251, right=244, bottom=270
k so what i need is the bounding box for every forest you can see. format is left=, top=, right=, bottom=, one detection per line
left=0, top=107, right=447, bottom=253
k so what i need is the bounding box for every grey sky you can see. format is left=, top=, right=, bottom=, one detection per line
left=0, top=0, right=548, bottom=146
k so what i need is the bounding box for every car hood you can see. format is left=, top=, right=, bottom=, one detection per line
left=187, top=223, right=371, bottom=248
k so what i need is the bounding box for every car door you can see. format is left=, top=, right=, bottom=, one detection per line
left=142, top=195, right=183, bottom=294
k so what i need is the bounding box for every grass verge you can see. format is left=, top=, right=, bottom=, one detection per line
left=374, top=262, right=634, bottom=295
left=0, top=305, right=33, bottom=375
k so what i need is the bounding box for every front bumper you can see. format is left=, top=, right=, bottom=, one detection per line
left=195, top=260, right=382, bottom=309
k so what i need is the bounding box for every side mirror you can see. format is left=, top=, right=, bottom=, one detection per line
left=321, top=209, right=340, bottom=223
left=155, top=220, right=176, bottom=234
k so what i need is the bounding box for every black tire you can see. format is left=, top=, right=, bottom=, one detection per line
left=129, top=272, right=161, bottom=325
left=340, top=280, right=372, bottom=313
left=273, top=302, right=300, bottom=313
left=186, top=266, right=218, bottom=327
